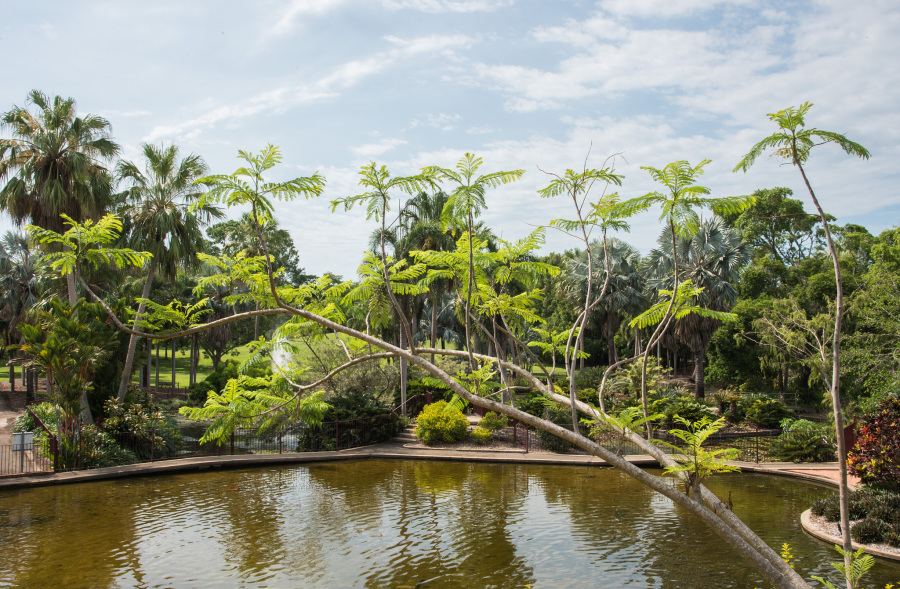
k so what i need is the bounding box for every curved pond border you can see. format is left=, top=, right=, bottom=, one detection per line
left=800, top=509, right=900, bottom=563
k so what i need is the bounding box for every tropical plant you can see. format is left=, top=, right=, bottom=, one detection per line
left=620, top=160, right=753, bottom=422
left=114, top=142, right=222, bottom=401
left=427, top=154, right=525, bottom=368
left=17, top=299, right=117, bottom=453
left=643, top=217, right=751, bottom=398
left=661, top=416, right=740, bottom=503
left=538, top=165, right=626, bottom=430
left=0, top=90, right=120, bottom=306
left=736, top=102, right=871, bottom=583
left=769, top=419, right=835, bottom=463
left=848, top=397, right=900, bottom=492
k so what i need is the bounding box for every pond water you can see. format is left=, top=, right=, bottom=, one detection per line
left=0, top=460, right=898, bottom=588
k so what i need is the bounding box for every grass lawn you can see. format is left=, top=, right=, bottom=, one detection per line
left=0, top=333, right=362, bottom=389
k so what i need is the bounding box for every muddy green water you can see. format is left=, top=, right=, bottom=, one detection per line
left=0, top=460, right=898, bottom=588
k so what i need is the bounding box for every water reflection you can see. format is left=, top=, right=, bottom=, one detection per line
left=1, top=461, right=899, bottom=588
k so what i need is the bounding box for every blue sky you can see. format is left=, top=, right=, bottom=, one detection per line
left=2, top=0, right=898, bottom=277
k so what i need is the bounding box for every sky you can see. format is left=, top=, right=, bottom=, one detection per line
left=1, top=0, right=898, bottom=278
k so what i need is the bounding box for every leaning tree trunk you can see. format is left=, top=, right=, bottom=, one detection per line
left=117, top=260, right=158, bottom=402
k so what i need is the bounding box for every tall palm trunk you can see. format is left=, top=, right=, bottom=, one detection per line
left=117, top=260, right=158, bottom=402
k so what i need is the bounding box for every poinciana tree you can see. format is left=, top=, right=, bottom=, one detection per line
left=114, top=143, right=223, bottom=402
left=735, top=102, right=870, bottom=586
left=0, top=90, right=120, bottom=307
left=47, top=146, right=826, bottom=589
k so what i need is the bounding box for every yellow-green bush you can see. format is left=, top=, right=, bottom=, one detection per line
left=470, top=426, right=493, bottom=444
left=415, top=401, right=469, bottom=445
left=479, top=411, right=508, bottom=432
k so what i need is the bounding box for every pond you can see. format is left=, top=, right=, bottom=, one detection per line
left=1, top=460, right=898, bottom=588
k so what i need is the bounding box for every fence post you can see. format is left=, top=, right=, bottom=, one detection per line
left=230, top=430, right=235, bottom=456
left=335, top=421, right=341, bottom=450
left=50, top=436, right=60, bottom=472
left=150, top=422, right=155, bottom=463
left=755, top=425, right=760, bottom=464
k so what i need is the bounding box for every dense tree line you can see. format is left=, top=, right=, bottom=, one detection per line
left=3, top=90, right=895, bottom=588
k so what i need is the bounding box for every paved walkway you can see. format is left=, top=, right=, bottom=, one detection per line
left=0, top=433, right=851, bottom=491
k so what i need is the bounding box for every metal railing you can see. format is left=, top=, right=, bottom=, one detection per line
left=0, top=443, right=53, bottom=476
left=10, top=395, right=424, bottom=474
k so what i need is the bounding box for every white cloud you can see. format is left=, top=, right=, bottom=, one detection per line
left=144, top=87, right=334, bottom=142
left=381, top=0, right=515, bottom=12
left=351, top=138, right=408, bottom=157
left=145, top=33, right=472, bottom=143
left=273, top=0, right=511, bottom=35
left=598, top=0, right=754, bottom=19
left=272, top=0, right=348, bottom=35
left=411, top=113, right=461, bottom=130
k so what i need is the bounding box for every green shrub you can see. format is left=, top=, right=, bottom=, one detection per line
left=574, top=367, right=606, bottom=391
left=884, top=529, right=900, bottom=548
left=769, top=419, right=836, bottom=462
left=851, top=518, right=891, bottom=544
left=662, top=396, right=715, bottom=429
left=516, top=392, right=552, bottom=418
left=188, top=360, right=242, bottom=405
left=479, top=411, right=508, bottom=432
left=470, top=426, right=493, bottom=445
left=744, top=397, right=794, bottom=428
left=415, top=401, right=468, bottom=445
left=812, top=488, right=900, bottom=524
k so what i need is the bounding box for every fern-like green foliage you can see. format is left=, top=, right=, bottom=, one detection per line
left=810, top=546, right=875, bottom=589
left=197, top=145, right=325, bottom=225
left=660, top=416, right=739, bottom=493
left=423, top=153, right=524, bottom=232
left=414, top=228, right=557, bottom=326
left=26, top=213, right=150, bottom=276
left=621, top=159, right=754, bottom=239
left=734, top=102, right=871, bottom=173
left=630, top=280, right=737, bottom=330
left=588, top=406, right=663, bottom=455
left=527, top=327, right=587, bottom=360
left=330, top=161, right=437, bottom=221
left=341, top=251, right=429, bottom=330
left=133, top=297, right=212, bottom=333
left=179, top=376, right=329, bottom=445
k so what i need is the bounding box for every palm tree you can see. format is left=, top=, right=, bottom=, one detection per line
left=643, top=217, right=751, bottom=398
left=114, top=143, right=222, bottom=402
left=562, top=237, right=645, bottom=366
left=0, top=90, right=119, bottom=306
left=0, top=231, right=48, bottom=388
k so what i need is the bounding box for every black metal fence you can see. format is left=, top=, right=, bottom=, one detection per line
left=0, top=443, right=53, bottom=476
left=3, top=396, right=424, bottom=476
